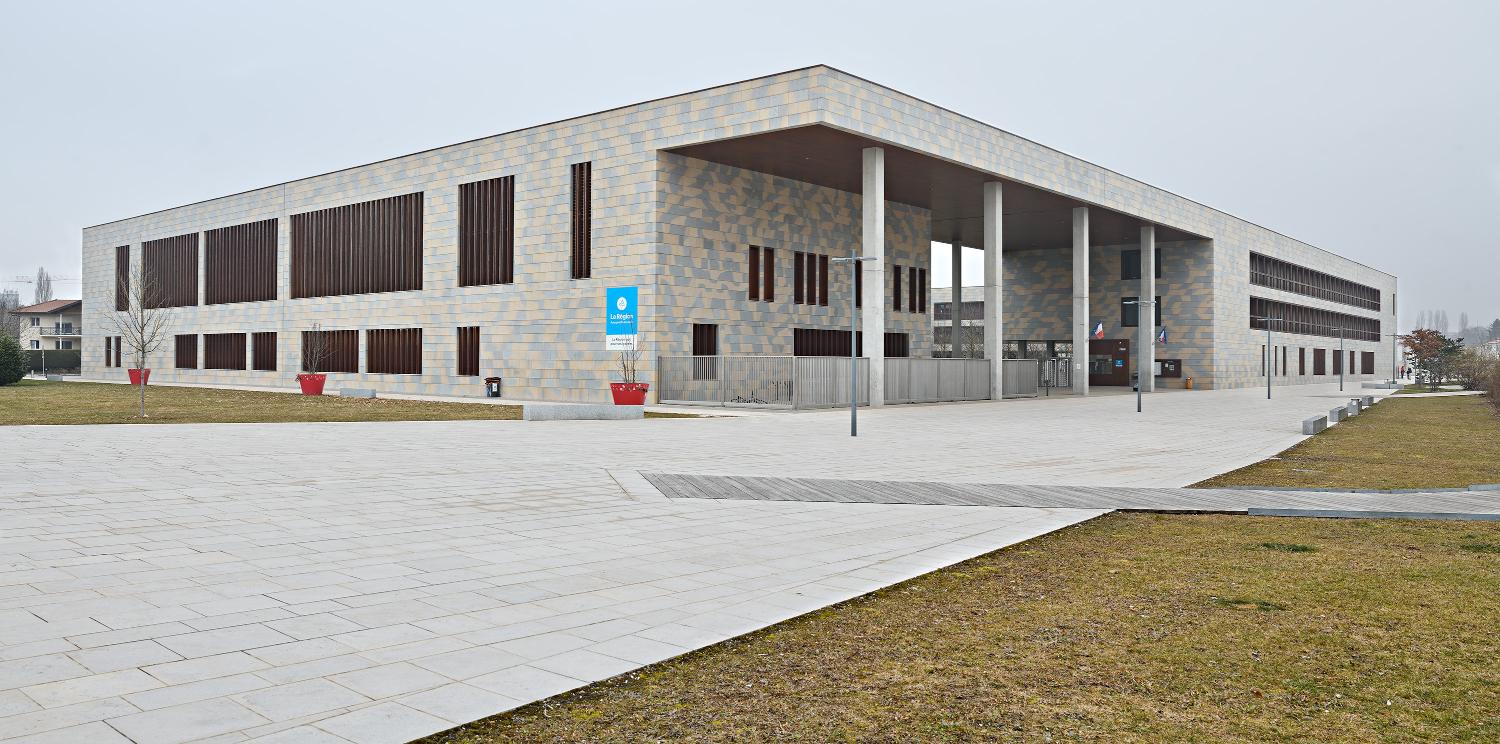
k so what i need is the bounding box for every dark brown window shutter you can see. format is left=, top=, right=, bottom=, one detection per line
left=793, top=252, right=804, bottom=304
left=908, top=266, right=918, bottom=312
left=143, top=233, right=200, bottom=308
left=892, top=265, right=902, bottom=311
left=291, top=194, right=423, bottom=298
left=175, top=334, right=198, bottom=369
left=204, top=333, right=248, bottom=370
left=762, top=248, right=773, bottom=301
left=302, top=329, right=359, bottom=373
left=457, top=326, right=480, bottom=376
left=366, top=328, right=423, bottom=375
left=570, top=162, right=592, bottom=279
left=748, top=246, right=760, bottom=301
left=114, top=246, right=130, bottom=311
left=205, top=219, right=278, bottom=304
left=252, top=332, right=277, bottom=371
left=460, top=176, right=515, bottom=287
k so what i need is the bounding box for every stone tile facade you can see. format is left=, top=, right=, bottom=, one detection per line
left=81, top=65, right=1395, bottom=400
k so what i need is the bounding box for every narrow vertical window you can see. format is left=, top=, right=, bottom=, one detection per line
left=793, top=252, right=804, bottom=304
left=460, top=176, right=515, bottom=286
left=104, top=336, right=113, bottom=368
left=114, top=336, right=123, bottom=368
left=253, top=332, right=277, bottom=371
left=457, top=326, right=480, bottom=376
left=1299, top=347, right=1306, bottom=376
left=762, top=248, right=774, bottom=301
left=855, top=264, right=862, bottom=308
left=810, top=255, right=822, bottom=303
left=749, top=246, right=761, bottom=301
left=692, top=323, right=718, bottom=380
left=114, top=246, right=130, bottom=311
left=892, top=264, right=902, bottom=311
left=818, top=255, right=829, bottom=307
left=570, top=162, right=592, bottom=279
left=908, top=266, right=918, bottom=313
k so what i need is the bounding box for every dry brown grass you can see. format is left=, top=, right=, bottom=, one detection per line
left=1193, top=395, right=1500, bottom=490
left=420, top=513, right=1500, bottom=743
left=0, top=379, right=525, bottom=424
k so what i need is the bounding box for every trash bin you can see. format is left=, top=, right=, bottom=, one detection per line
left=1184, top=377, right=1194, bottom=390
left=484, top=377, right=502, bottom=398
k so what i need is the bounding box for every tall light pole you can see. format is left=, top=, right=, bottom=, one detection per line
left=832, top=254, right=876, bottom=437
left=1255, top=314, right=1279, bottom=399
left=1336, top=326, right=1345, bottom=392
left=1124, top=298, right=1156, bottom=413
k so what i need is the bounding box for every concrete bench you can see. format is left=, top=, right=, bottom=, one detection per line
left=339, top=388, right=377, bottom=399
left=1328, top=406, right=1345, bottom=424
left=1345, top=401, right=1361, bottom=417
left=1361, top=395, right=1375, bottom=407
left=523, top=403, right=643, bottom=421
left=1302, top=414, right=1328, bottom=435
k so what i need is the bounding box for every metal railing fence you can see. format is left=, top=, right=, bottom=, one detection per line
left=884, top=358, right=991, bottom=403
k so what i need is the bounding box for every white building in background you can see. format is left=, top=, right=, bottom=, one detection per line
left=14, top=299, right=82, bottom=351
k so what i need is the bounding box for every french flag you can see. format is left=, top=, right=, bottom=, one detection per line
left=1157, top=326, right=1167, bottom=346
left=1092, top=322, right=1105, bottom=340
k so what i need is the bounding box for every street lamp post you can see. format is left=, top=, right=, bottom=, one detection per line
left=1337, top=326, right=1345, bottom=392
left=1255, top=314, right=1279, bottom=399
left=831, top=254, right=876, bottom=437
left=1123, top=298, right=1157, bottom=413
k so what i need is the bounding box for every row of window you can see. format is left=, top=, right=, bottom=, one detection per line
left=1249, top=297, right=1381, bottom=342
left=161, top=327, right=485, bottom=377
left=891, top=265, right=928, bottom=314
left=1262, top=345, right=1376, bottom=376
left=114, top=166, right=594, bottom=310
left=1250, top=252, right=1381, bottom=311
left=749, top=249, right=925, bottom=313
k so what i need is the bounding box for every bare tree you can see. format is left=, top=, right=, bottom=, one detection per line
left=0, top=289, right=19, bottom=340
left=301, top=324, right=336, bottom=375
left=32, top=267, right=53, bottom=305
left=107, top=266, right=170, bottom=417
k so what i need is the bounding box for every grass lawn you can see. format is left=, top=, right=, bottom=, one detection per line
left=420, top=512, right=1500, bottom=743
left=1192, top=395, right=1500, bottom=490
left=0, top=379, right=545, bottom=424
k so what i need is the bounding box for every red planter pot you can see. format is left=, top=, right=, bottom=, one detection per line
left=127, top=368, right=150, bottom=386
left=297, top=373, right=327, bottom=396
left=609, top=382, right=649, bottom=405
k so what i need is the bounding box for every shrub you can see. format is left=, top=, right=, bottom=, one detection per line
left=0, top=335, right=27, bottom=385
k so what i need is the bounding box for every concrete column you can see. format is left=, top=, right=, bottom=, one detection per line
left=950, top=240, right=963, bottom=358
left=1071, top=207, right=1090, bottom=396
left=1139, top=223, right=1156, bottom=393
left=861, top=147, right=885, bottom=406
left=982, top=182, right=1003, bottom=399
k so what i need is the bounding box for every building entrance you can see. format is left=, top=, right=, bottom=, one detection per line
left=1088, top=338, right=1131, bottom=386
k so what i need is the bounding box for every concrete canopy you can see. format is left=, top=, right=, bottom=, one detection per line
left=669, top=123, right=1204, bottom=249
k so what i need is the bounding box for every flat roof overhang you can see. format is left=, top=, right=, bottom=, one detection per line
left=669, top=124, right=1204, bottom=249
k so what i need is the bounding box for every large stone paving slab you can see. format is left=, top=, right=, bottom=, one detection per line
left=0, top=382, right=1395, bottom=742
left=0, top=451, right=1099, bottom=743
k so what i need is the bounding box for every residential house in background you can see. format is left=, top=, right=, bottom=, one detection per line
left=16, top=299, right=83, bottom=351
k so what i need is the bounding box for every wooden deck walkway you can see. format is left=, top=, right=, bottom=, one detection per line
left=641, top=473, right=1500, bottom=519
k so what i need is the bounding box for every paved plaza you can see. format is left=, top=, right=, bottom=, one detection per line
left=0, top=383, right=1408, bottom=743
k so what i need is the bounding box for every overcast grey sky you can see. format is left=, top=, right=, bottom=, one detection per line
left=2, top=0, right=1495, bottom=332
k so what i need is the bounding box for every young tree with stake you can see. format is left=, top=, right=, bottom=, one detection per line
left=108, top=266, right=170, bottom=417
